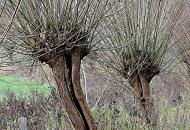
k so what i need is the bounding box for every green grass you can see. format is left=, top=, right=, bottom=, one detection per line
left=0, top=74, right=50, bottom=100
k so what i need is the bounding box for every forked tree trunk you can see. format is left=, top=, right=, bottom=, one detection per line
left=51, top=49, right=96, bottom=130
left=129, top=73, right=157, bottom=127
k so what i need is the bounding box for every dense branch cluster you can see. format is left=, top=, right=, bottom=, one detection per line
left=121, top=49, right=160, bottom=83
left=31, top=26, right=89, bottom=67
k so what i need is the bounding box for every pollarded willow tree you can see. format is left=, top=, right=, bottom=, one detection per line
left=96, top=0, right=186, bottom=126
left=2, top=0, right=114, bottom=129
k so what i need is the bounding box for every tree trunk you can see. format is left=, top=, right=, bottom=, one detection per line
left=129, top=73, right=157, bottom=127
left=51, top=49, right=96, bottom=130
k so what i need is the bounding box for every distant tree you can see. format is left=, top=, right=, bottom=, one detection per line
left=97, top=0, right=186, bottom=126
left=1, top=0, right=113, bottom=129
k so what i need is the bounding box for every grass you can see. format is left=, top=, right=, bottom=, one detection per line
left=0, top=74, right=50, bottom=100
left=91, top=105, right=190, bottom=130
left=0, top=80, right=190, bottom=129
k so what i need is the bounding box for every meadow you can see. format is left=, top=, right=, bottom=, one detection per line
left=0, top=74, right=50, bottom=100
left=0, top=73, right=190, bottom=130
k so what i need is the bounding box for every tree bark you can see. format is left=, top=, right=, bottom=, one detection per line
left=129, top=73, right=157, bottom=127
left=51, top=50, right=96, bottom=130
